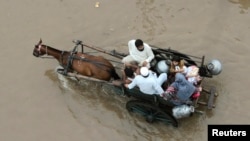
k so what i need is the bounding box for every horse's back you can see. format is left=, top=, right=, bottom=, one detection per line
left=72, top=53, right=119, bottom=81
left=77, top=53, right=113, bottom=67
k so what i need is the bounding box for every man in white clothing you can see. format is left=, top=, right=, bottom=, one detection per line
left=124, top=67, right=167, bottom=95
left=122, top=39, right=155, bottom=68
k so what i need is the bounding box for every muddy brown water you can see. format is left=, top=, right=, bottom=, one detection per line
left=1, top=0, right=249, bottom=141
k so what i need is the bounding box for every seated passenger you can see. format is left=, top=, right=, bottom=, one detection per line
left=185, top=65, right=202, bottom=85
left=121, top=61, right=139, bottom=84
left=122, top=66, right=137, bottom=84
left=124, top=67, right=167, bottom=95
left=170, top=56, right=187, bottom=75
left=161, top=73, right=202, bottom=105
left=122, top=39, right=155, bottom=69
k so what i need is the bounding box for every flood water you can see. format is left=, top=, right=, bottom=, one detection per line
left=0, top=0, right=250, bottom=141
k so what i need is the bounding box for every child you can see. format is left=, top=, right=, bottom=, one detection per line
left=170, top=56, right=187, bottom=75
left=186, top=65, right=202, bottom=85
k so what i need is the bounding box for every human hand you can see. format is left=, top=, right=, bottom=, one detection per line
left=124, top=84, right=129, bottom=88
left=142, top=61, right=148, bottom=67
left=197, top=86, right=202, bottom=92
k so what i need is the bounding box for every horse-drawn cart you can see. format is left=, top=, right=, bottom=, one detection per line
left=33, top=39, right=222, bottom=127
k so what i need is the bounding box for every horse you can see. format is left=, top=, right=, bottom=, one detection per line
left=32, top=39, right=120, bottom=81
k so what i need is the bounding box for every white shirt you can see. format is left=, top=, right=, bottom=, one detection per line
left=128, top=40, right=155, bottom=64
left=127, top=71, right=164, bottom=95
left=175, top=65, right=187, bottom=74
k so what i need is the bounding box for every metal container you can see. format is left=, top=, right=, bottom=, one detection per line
left=172, top=105, right=194, bottom=119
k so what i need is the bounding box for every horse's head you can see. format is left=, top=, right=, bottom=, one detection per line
left=33, top=39, right=46, bottom=57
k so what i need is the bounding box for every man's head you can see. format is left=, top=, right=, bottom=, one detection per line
left=135, top=39, right=144, bottom=51
left=124, top=67, right=134, bottom=78
left=140, top=67, right=149, bottom=77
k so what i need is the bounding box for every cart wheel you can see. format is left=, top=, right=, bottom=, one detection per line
left=126, top=100, right=178, bottom=127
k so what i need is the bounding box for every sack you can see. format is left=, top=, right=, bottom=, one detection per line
left=172, top=105, right=194, bottom=119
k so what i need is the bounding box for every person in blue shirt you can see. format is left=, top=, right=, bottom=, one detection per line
left=162, top=73, right=202, bottom=105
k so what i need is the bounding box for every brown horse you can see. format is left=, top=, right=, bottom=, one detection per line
left=33, top=39, right=120, bottom=81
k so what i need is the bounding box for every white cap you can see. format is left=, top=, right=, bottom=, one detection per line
left=140, top=67, right=149, bottom=77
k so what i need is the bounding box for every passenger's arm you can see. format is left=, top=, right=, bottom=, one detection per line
left=154, top=82, right=164, bottom=95
left=144, top=44, right=155, bottom=63
left=128, top=40, right=136, bottom=56
left=127, top=77, right=137, bottom=89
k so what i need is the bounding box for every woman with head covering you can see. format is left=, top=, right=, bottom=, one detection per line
left=162, top=73, right=201, bottom=105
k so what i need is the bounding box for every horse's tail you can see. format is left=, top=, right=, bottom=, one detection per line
left=110, top=68, right=120, bottom=80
